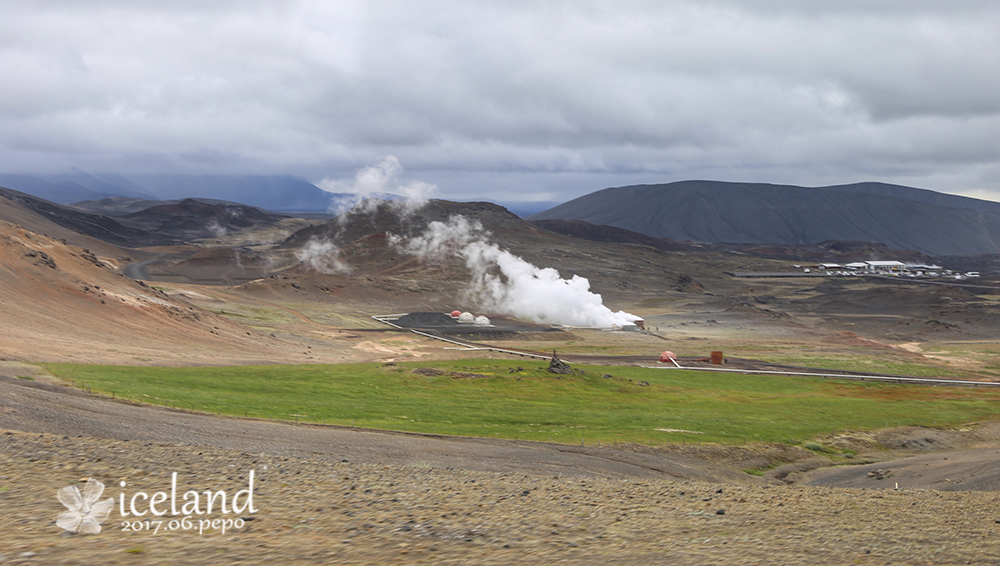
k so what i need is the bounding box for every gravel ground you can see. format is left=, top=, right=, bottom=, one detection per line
left=5, top=376, right=1000, bottom=564
left=5, top=430, right=1000, bottom=565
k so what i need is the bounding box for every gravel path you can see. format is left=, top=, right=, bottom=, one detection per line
left=801, top=448, right=1000, bottom=491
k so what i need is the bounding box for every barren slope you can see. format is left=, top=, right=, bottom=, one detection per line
left=0, top=191, right=132, bottom=261
left=0, top=221, right=350, bottom=364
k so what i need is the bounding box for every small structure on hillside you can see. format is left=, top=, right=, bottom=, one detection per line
left=547, top=351, right=574, bottom=375
left=376, top=311, right=563, bottom=336
left=660, top=351, right=678, bottom=363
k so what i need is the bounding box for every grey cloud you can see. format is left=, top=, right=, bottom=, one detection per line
left=0, top=0, right=998, bottom=203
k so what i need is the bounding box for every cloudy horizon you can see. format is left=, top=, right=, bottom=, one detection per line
left=2, top=1, right=999, bottom=204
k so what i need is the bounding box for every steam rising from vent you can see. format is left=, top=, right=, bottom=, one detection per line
left=395, top=216, right=640, bottom=328
left=296, top=239, right=350, bottom=274
left=301, top=156, right=434, bottom=274
left=206, top=220, right=227, bottom=237
left=318, top=156, right=437, bottom=216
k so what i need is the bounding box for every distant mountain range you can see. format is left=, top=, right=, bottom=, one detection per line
left=0, top=172, right=157, bottom=203
left=6, top=173, right=1000, bottom=256
left=530, top=181, right=1000, bottom=256
left=0, top=171, right=555, bottom=218
left=128, top=175, right=335, bottom=212
left=0, top=187, right=295, bottom=246
left=0, top=173, right=349, bottom=213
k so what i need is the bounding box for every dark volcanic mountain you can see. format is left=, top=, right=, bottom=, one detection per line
left=0, top=186, right=177, bottom=247
left=529, top=218, right=695, bottom=252
left=531, top=218, right=932, bottom=262
left=72, top=196, right=334, bottom=220
left=279, top=199, right=529, bottom=249
left=0, top=187, right=290, bottom=247
left=530, top=181, right=1000, bottom=256
left=119, top=199, right=286, bottom=241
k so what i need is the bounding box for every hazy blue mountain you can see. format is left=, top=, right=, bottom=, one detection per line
left=494, top=201, right=563, bottom=218
left=55, top=171, right=159, bottom=201
left=128, top=175, right=339, bottom=212
left=529, top=180, right=1000, bottom=256
left=0, top=173, right=347, bottom=213
left=0, top=171, right=159, bottom=203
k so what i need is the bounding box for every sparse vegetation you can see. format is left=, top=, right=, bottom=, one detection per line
left=803, top=442, right=837, bottom=454
left=767, top=353, right=973, bottom=379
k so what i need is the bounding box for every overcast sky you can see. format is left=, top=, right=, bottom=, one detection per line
left=2, top=0, right=999, bottom=204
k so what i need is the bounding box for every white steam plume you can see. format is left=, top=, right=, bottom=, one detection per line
left=318, top=156, right=436, bottom=216
left=296, top=239, right=350, bottom=274
left=396, top=215, right=640, bottom=328
left=206, top=219, right=227, bottom=237
left=302, top=156, right=435, bottom=274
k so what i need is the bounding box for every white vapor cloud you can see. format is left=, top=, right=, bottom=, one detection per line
left=0, top=1, right=999, bottom=201
left=296, top=239, right=350, bottom=274
left=317, top=155, right=436, bottom=215
left=396, top=215, right=640, bottom=328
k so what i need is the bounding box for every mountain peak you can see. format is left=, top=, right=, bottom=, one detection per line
left=530, top=180, right=1000, bottom=256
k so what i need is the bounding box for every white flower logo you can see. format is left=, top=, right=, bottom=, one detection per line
left=56, top=478, right=114, bottom=534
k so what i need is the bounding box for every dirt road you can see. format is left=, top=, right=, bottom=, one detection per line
left=800, top=448, right=1000, bottom=491
left=122, top=255, right=163, bottom=281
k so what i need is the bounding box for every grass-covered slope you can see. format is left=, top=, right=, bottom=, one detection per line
left=46, top=360, right=1000, bottom=445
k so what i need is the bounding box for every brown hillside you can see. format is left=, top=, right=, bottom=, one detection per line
left=0, top=191, right=132, bottom=261
left=0, top=221, right=327, bottom=364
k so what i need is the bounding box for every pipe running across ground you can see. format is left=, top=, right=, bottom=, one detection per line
left=644, top=363, right=1000, bottom=387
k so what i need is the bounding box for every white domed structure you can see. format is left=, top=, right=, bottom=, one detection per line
left=474, top=315, right=491, bottom=326
left=458, top=312, right=475, bottom=323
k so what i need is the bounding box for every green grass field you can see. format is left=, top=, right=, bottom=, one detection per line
left=44, top=360, right=1000, bottom=446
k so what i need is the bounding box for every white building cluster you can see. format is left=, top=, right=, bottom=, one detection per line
left=801, top=261, right=979, bottom=280
left=451, top=310, right=492, bottom=326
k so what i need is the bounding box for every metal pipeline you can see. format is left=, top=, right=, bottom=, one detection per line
left=643, top=364, right=1000, bottom=387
